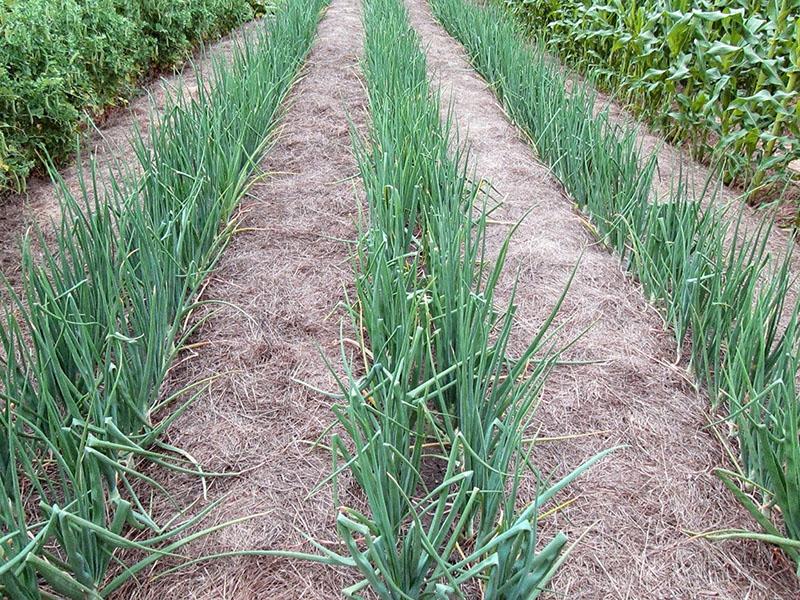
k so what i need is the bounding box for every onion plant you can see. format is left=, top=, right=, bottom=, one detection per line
left=282, top=0, right=614, bottom=596
left=429, top=0, right=800, bottom=573
left=0, top=0, right=328, bottom=596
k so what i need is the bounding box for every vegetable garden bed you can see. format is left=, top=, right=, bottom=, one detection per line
left=0, top=0, right=799, bottom=597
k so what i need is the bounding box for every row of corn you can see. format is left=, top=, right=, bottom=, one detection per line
left=0, top=0, right=327, bottom=597
left=283, top=0, right=612, bottom=596
left=503, top=0, right=799, bottom=201
left=430, top=0, right=800, bottom=574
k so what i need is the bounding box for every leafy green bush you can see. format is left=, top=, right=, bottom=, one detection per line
left=121, top=0, right=255, bottom=67
left=0, top=0, right=262, bottom=192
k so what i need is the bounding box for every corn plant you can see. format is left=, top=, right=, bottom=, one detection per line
left=0, top=0, right=327, bottom=596
left=429, top=0, right=800, bottom=574
left=502, top=0, right=800, bottom=203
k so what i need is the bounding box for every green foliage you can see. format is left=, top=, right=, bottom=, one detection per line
left=0, top=0, right=324, bottom=596
left=503, top=0, right=800, bottom=198
left=431, top=0, right=800, bottom=573
left=0, top=0, right=269, bottom=192
left=120, top=0, right=255, bottom=67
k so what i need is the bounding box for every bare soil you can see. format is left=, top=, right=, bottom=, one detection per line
left=404, top=0, right=800, bottom=598
left=116, top=0, right=368, bottom=597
